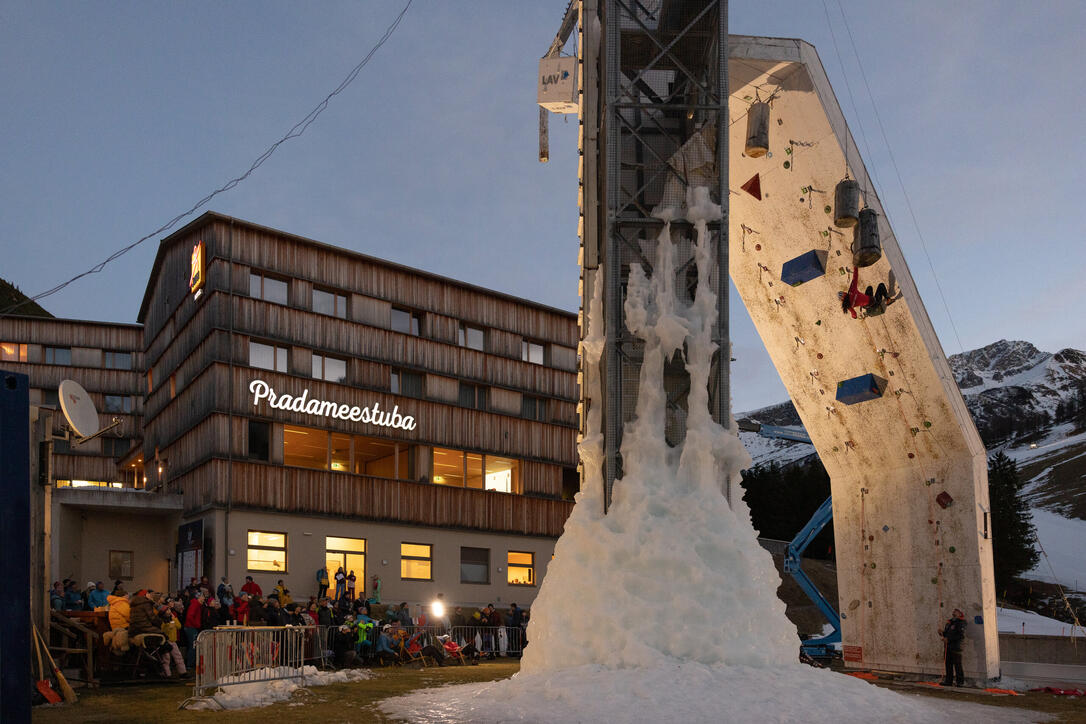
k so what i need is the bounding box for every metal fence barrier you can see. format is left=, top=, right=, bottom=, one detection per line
left=372, top=624, right=525, bottom=657
left=192, top=626, right=306, bottom=697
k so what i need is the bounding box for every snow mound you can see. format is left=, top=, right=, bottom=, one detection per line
left=520, top=187, right=795, bottom=672
left=997, top=606, right=1083, bottom=637
left=378, top=662, right=1049, bottom=724
left=186, top=665, right=372, bottom=710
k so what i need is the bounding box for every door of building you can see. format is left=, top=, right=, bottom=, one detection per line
left=325, top=536, right=365, bottom=600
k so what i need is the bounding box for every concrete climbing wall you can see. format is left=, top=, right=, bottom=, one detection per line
left=727, top=36, right=998, bottom=679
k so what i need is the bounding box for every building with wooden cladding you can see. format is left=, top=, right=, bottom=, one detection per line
left=133, top=212, right=578, bottom=606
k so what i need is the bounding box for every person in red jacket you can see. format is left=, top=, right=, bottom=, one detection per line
left=240, top=575, right=262, bottom=598
left=230, top=593, right=251, bottom=626
left=182, top=591, right=204, bottom=669
left=839, top=266, right=891, bottom=319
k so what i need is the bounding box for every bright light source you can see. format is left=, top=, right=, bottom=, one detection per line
left=431, top=600, right=445, bottom=618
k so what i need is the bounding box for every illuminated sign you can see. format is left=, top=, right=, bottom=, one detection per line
left=249, top=379, right=417, bottom=431
left=190, top=241, right=206, bottom=295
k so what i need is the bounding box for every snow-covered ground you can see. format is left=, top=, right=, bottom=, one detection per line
left=185, top=665, right=371, bottom=710
left=1024, top=508, right=1086, bottom=592
left=997, top=606, right=1083, bottom=637
left=1003, top=422, right=1086, bottom=468
left=379, top=662, right=1050, bottom=723
left=739, top=429, right=815, bottom=467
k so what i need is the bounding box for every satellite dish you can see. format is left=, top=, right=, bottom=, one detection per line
left=58, top=379, right=100, bottom=438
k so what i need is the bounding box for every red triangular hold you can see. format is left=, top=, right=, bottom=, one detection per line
left=741, top=173, right=762, bottom=200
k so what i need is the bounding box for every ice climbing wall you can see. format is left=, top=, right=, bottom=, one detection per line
left=726, top=36, right=998, bottom=679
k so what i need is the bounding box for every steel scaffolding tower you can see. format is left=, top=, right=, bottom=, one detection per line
left=578, top=0, right=729, bottom=511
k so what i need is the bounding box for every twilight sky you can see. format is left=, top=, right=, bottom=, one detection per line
left=2, top=1, right=1084, bottom=412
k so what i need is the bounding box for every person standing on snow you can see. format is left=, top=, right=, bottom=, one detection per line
left=939, top=607, right=968, bottom=687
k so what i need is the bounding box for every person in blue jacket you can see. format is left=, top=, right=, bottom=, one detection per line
left=87, top=581, right=110, bottom=609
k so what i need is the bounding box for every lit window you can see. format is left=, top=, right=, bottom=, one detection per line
left=250, top=273, right=288, bottom=305
left=460, top=547, right=490, bottom=584
left=1, top=342, right=27, bottom=362
left=104, top=351, right=132, bottom=370
left=458, top=382, right=487, bottom=410
left=391, top=369, right=423, bottom=398
left=432, top=447, right=464, bottom=487
left=390, top=307, right=421, bottom=336
left=330, top=432, right=350, bottom=472
left=485, top=456, right=519, bottom=493
left=250, top=341, right=288, bottom=372
left=284, top=425, right=329, bottom=470
left=354, top=436, right=411, bottom=479
left=247, top=530, right=287, bottom=572
left=521, top=395, right=546, bottom=422
left=44, top=347, right=71, bottom=365
left=326, top=537, right=366, bottom=593
left=312, top=353, right=347, bottom=383
left=313, top=288, right=347, bottom=318
left=522, top=340, right=544, bottom=365
left=103, top=395, right=133, bottom=414
left=401, top=542, right=432, bottom=580
left=458, top=324, right=485, bottom=351
left=507, top=551, right=535, bottom=585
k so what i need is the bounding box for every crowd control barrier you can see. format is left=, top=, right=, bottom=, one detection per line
left=191, top=626, right=306, bottom=698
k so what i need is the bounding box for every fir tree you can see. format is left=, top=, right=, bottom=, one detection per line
left=988, top=452, right=1040, bottom=590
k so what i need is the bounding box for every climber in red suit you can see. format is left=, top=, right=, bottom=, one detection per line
left=839, top=266, right=891, bottom=319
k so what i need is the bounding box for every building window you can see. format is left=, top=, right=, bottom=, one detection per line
left=248, top=421, right=270, bottom=461
left=250, top=340, right=288, bottom=372
left=247, top=530, right=287, bottom=572
left=507, top=551, right=535, bottom=586
left=458, top=382, right=487, bottom=410
left=326, top=537, right=365, bottom=592
left=390, top=307, right=421, bottom=336
left=109, top=550, right=134, bottom=580
left=250, top=272, right=289, bottom=305
left=522, top=340, right=544, bottom=365
left=312, top=353, right=347, bottom=383
left=521, top=395, right=546, bottom=422
left=284, top=425, right=329, bottom=470
left=460, top=547, right=490, bottom=584
left=313, top=288, right=347, bottom=318
left=101, top=438, right=130, bottom=458
left=485, top=456, right=519, bottom=493
left=401, top=542, right=432, bottom=581
left=330, top=432, right=350, bottom=472
left=104, top=351, right=132, bottom=370
left=44, top=347, right=71, bottom=365
left=354, top=436, right=412, bottom=479
left=1, top=342, right=28, bottom=362
left=390, top=369, right=423, bottom=398
left=103, top=395, right=133, bottom=414
left=41, top=389, right=60, bottom=408
left=458, top=324, right=485, bottom=351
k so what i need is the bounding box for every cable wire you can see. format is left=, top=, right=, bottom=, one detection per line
left=0, top=0, right=412, bottom=320
left=832, top=0, right=966, bottom=355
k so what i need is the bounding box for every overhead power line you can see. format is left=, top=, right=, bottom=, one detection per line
left=0, top=0, right=412, bottom=320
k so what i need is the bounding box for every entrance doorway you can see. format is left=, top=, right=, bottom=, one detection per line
left=325, top=536, right=365, bottom=601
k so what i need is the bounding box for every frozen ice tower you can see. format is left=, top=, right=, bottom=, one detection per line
left=521, top=187, right=797, bottom=672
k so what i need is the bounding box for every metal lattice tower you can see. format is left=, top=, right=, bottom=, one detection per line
left=578, top=0, right=729, bottom=511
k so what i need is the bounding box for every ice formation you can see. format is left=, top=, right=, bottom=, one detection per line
left=522, top=186, right=795, bottom=672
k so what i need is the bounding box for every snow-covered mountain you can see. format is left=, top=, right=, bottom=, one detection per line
left=738, top=340, right=1086, bottom=463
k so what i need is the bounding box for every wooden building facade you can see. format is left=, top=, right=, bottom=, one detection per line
left=135, top=212, right=579, bottom=605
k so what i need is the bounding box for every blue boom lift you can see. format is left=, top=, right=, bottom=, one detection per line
left=738, top=421, right=840, bottom=658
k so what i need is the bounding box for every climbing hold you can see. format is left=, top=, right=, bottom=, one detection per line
left=777, top=117, right=783, bottom=126
left=849, top=599, right=861, bottom=610
left=816, top=352, right=823, bottom=359
left=824, top=205, right=832, bottom=214
left=889, top=370, right=894, bottom=376
left=755, top=243, right=761, bottom=251
left=882, top=525, right=890, bottom=532
left=834, top=178, right=861, bottom=228
left=868, top=535, right=874, bottom=541
left=908, top=452, right=915, bottom=459
left=853, top=206, right=882, bottom=267
left=835, top=373, right=887, bottom=405
left=740, top=173, right=762, bottom=200
left=815, top=320, right=822, bottom=326
left=948, top=546, right=956, bottom=553
left=781, top=250, right=828, bottom=286
left=783, top=160, right=791, bottom=170
left=745, top=101, right=771, bottom=158
left=923, top=420, right=932, bottom=428
left=910, top=427, right=920, bottom=436
left=832, top=446, right=839, bottom=452
left=936, top=491, right=954, bottom=509
left=931, top=577, right=939, bottom=584
left=870, top=562, right=876, bottom=569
